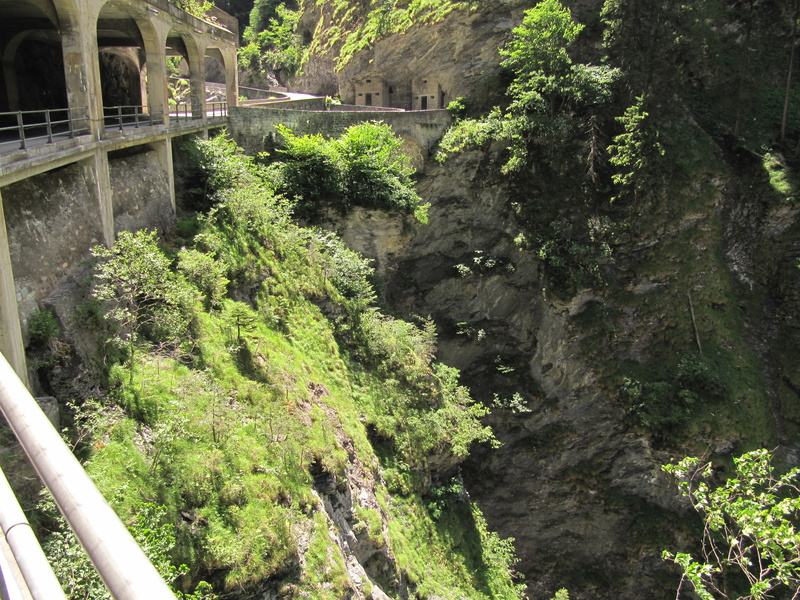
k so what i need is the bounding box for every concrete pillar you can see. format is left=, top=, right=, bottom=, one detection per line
left=190, top=45, right=207, bottom=119
left=223, top=47, right=238, bottom=109
left=144, top=43, right=169, bottom=124
left=0, top=191, right=28, bottom=388
left=154, top=138, right=176, bottom=213
left=90, top=150, right=114, bottom=246
left=62, top=13, right=103, bottom=139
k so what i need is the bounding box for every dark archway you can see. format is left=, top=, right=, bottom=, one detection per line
left=0, top=2, right=66, bottom=113
left=96, top=0, right=148, bottom=112
left=98, top=48, right=142, bottom=108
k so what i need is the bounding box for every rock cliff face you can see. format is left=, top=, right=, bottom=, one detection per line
left=292, top=0, right=527, bottom=110
left=319, top=140, right=800, bottom=599
left=293, top=1, right=800, bottom=597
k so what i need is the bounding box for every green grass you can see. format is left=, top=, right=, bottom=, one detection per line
left=46, top=134, right=522, bottom=599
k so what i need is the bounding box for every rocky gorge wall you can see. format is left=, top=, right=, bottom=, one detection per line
left=293, top=0, right=529, bottom=110
left=315, top=137, right=800, bottom=599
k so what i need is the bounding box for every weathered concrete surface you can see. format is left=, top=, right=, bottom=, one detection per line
left=109, top=147, right=174, bottom=235
left=1, top=159, right=105, bottom=340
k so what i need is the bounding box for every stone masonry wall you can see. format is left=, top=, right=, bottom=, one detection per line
left=109, top=148, right=173, bottom=235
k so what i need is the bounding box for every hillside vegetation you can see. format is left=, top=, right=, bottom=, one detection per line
left=23, top=130, right=522, bottom=600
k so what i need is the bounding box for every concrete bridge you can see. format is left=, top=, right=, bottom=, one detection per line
left=0, top=0, right=239, bottom=387
left=0, top=4, right=241, bottom=597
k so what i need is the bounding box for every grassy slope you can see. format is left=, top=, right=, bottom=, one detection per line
left=48, top=136, right=523, bottom=600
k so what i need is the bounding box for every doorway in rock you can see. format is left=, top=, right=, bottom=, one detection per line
left=365, top=93, right=372, bottom=106
left=421, top=96, right=428, bottom=110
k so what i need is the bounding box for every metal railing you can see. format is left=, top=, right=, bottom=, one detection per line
left=0, top=107, right=90, bottom=150
left=206, top=100, right=228, bottom=118
left=103, top=105, right=165, bottom=130
left=0, top=102, right=230, bottom=154
left=170, top=101, right=228, bottom=121
left=0, top=352, right=176, bottom=599
left=0, top=465, right=66, bottom=600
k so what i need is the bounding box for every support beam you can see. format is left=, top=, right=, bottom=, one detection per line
left=0, top=191, right=27, bottom=388
left=223, top=47, right=239, bottom=109
left=90, top=151, right=115, bottom=246
left=154, top=138, right=175, bottom=213
left=63, top=13, right=103, bottom=140
left=190, top=46, right=207, bottom=119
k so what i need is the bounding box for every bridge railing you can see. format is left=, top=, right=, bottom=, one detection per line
left=158, top=101, right=228, bottom=122
left=0, top=107, right=90, bottom=150
left=0, top=352, right=176, bottom=599
left=103, top=105, right=165, bottom=131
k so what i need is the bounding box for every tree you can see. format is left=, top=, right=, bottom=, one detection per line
left=493, top=0, right=618, bottom=175
left=663, top=449, right=800, bottom=600
left=607, top=95, right=665, bottom=205
left=499, top=0, right=584, bottom=116
left=91, top=230, right=193, bottom=384
left=601, top=0, right=710, bottom=97
left=273, top=121, right=424, bottom=219
left=240, top=4, right=306, bottom=81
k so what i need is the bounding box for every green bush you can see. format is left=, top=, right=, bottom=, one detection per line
left=27, top=308, right=60, bottom=345
left=272, top=122, right=425, bottom=220
left=625, top=354, right=727, bottom=431
left=177, top=248, right=230, bottom=309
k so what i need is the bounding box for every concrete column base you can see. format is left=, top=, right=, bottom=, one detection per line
left=0, top=191, right=28, bottom=388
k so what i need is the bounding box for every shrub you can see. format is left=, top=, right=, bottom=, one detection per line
left=177, top=248, right=229, bottom=309
left=28, top=308, right=60, bottom=345
left=272, top=122, right=425, bottom=220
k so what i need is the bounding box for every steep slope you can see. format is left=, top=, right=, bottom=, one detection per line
left=322, top=123, right=800, bottom=600
left=292, top=0, right=525, bottom=109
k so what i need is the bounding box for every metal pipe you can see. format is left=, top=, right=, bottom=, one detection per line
left=0, top=353, right=176, bottom=600
left=0, top=466, right=66, bottom=600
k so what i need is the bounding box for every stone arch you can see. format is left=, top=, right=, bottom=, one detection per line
left=205, top=47, right=226, bottom=110
left=0, top=2, right=66, bottom=112
left=206, top=45, right=237, bottom=108
left=165, top=29, right=199, bottom=110
left=98, top=48, right=143, bottom=107
left=95, top=0, right=161, bottom=114
left=205, top=47, right=225, bottom=85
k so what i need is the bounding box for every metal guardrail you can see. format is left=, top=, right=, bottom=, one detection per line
left=0, top=107, right=90, bottom=150
left=0, top=465, right=66, bottom=600
left=0, top=352, right=176, bottom=599
left=103, top=105, right=164, bottom=130
left=170, top=101, right=228, bottom=121
left=0, top=102, right=230, bottom=154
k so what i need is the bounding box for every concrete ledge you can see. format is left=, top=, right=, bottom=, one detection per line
left=0, top=119, right=227, bottom=187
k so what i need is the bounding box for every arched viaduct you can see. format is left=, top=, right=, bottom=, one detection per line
left=0, top=0, right=239, bottom=385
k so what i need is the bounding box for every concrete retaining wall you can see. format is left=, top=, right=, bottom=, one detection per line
left=2, top=160, right=105, bottom=334
left=110, top=148, right=174, bottom=236
left=228, top=106, right=451, bottom=157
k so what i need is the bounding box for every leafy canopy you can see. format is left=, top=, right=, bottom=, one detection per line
left=664, top=449, right=800, bottom=600
left=91, top=230, right=193, bottom=384
left=500, top=0, right=584, bottom=109
left=272, top=121, right=427, bottom=221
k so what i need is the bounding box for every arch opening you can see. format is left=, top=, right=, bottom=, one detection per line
left=0, top=1, right=66, bottom=113
left=96, top=0, right=148, bottom=118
